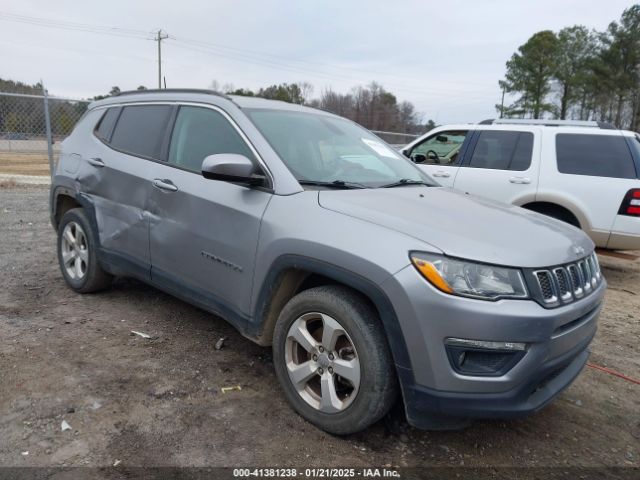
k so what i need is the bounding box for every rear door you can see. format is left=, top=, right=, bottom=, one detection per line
left=406, top=129, right=471, bottom=187
left=452, top=128, right=539, bottom=205
left=77, top=104, right=174, bottom=279
left=147, top=104, right=272, bottom=320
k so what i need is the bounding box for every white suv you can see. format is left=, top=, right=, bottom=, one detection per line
left=402, top=119, right=640, bottom=250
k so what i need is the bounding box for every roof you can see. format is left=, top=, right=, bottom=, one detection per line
left=88, top=88, right=332, bottom=116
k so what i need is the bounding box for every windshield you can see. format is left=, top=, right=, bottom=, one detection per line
left=245, top=108, right=434, bottom=188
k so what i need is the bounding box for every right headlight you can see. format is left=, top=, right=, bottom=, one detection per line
left=410, top=252, right=529, bottom=301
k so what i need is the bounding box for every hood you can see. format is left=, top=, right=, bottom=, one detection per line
left=318, top=187, right=594, bottom=268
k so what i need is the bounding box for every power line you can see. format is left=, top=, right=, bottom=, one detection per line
left=0, top=12, right=154, bottom=40
left=169, top=36, right=497, bottom=93
left=0, top=11, right=497, bottom=94
left=168, top=39, right=496, bottom=98
left=0, top=10, right=500, bottom=109
left=169, top=34, right=493, bottom=90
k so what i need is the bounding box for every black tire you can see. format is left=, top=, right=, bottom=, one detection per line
left=57, top=208, right=112, bottom=293
left=272, top=285, right=398, bottom=435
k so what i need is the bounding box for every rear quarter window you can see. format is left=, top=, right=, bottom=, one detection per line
left=109, top=105, right=173, bottom=160
left=556, top=133, right=637, bottom=179
left=94, top=107, right=121, bottom=142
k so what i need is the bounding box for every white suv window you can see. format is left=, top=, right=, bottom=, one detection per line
left=411, top=130, right=468, bottom=165
left=468, top=131, right=533, bottom=171
left=556, top=134, right=637, bottom=179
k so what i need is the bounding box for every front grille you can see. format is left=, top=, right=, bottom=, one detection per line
left=533, top=253, right=601, bottom=307
left=536, top=271, right=556, bottom=302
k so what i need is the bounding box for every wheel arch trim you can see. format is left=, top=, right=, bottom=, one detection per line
left=522, top=196, right=589, bottom=230
left=251, top=254, right=413, bottom=370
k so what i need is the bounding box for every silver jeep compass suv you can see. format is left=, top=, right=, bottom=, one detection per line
left=50, top=89, right=605, bottom=434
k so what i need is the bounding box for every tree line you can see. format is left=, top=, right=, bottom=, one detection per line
left=1, top=77, right=433, bottom=138
left=499, top=4, right=640, bottom=130
left=213, top=79, right=435, bottom=135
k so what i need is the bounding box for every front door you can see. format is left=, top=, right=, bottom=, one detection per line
left=407, top=129, right=470, bottom=187
left=148, top=105, right=272, bottom=321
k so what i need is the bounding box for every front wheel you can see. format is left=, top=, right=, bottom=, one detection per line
left=272, top=285, right=397, bottom=435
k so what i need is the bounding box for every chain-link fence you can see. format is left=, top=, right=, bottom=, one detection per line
left=0, top=90, right=418, bottom=179
left=0, top=90, right=89, bottom=178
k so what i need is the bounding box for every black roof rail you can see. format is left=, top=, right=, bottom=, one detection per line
left=596, top=121, right=616, bottom=130
left=113, top=88, right=231, bottom=100
left=478, top=119, right=494, bottom=125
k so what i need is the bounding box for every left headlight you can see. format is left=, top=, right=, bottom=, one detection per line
left=410, top=252, right=528, bottom=301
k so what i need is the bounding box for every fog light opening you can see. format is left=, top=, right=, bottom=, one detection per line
left=445, top=338, right=527, bottom=376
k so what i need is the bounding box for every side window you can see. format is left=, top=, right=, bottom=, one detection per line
left=469, top=131, right=533, bottom=171
left=410, top=130, right=468, bottom=165
left=109, top=105, right=173, bottom=160
left=556, top=134, right=637, bottom=179
left=95, top=107, right=121, bottom=142
left=168, top=106, right=256, bottom=172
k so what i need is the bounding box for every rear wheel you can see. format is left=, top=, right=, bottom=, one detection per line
left=57, top=208, right=112, bottom=293
left=272, top=285, right=397, bottom=434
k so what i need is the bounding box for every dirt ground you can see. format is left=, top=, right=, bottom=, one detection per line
left=0, top=185, right=638, bottom=474
left=0, top=152, right=50, bottom=176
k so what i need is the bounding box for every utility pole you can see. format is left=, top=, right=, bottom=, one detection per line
left=156, top=29, right=169, bottom=89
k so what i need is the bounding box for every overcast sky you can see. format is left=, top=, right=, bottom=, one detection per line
left=1, top=0, right=636, bottom=124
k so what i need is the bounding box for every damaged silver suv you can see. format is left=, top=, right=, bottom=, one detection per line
left=50, top=90, right=605, bottom=434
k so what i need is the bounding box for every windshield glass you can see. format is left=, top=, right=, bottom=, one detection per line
left=245, top=108, right=433, bottom=188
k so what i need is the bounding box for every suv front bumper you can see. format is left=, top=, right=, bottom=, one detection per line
left=382, top=264, right=605, bottom=427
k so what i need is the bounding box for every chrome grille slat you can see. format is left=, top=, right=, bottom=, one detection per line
left=587, top=256, right=598, bottom=287
left=534, top=270, right=557, bottom=303
left=567, top=264, right=584, bottom=298
left=579, top=261, right=592, bottom=292
left=553, top=267, right=572, bottom=301
left=533, top=253, right=601, bottom=306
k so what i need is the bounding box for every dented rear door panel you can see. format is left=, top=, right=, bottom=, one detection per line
left=75, top=130, right=153, bottom=278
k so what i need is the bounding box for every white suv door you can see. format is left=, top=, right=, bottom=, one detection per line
left=452, top=128, right=540, bottom=205
left=404, top=129, right=470, bottom=187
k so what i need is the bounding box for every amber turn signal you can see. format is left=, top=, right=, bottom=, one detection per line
left=411, top=257, right=454, bottom=294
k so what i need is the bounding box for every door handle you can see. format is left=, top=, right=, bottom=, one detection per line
left=153, top=178, right=178, bottom=192
left=432, top=171, right=450, bottom=178
left=87, top=157, right=105, bottom=167
left=509, top=176, right=531, bottom=184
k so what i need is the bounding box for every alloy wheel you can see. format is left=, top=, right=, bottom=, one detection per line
left=285, top=312, right=361, bottom=413
left=60, top=221, right=89, bottom=280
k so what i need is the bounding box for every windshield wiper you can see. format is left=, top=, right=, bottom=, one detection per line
left=298, top=180, right=367, bottom=189
left=379, top=179, right=433, bottom=188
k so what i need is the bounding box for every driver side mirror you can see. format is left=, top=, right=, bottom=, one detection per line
left=201, top=154, right=266, bottom=186
left=413, top=153, right=427, bottom=164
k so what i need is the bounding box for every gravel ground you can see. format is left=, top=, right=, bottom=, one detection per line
left=0, top=185, right=638, bottom=476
